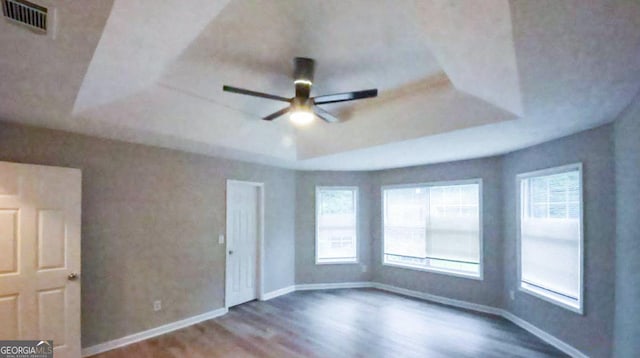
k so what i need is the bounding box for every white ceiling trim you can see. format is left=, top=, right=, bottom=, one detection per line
left=415, top=0, right=523, bottom=117
left=72, top=0, right=231, bottom=114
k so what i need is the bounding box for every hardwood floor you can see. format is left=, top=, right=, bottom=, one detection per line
left=90, top=288, right=568, bottom=358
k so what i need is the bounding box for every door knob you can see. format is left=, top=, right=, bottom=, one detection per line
left=68, top=273, right=79, bottom=281
left=228, top=250, right=234, bottom=255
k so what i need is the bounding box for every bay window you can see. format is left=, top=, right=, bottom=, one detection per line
left=382, top=180, right=482, bottom=278
left=316, top=187, right=358, bottom=264
left=518, top=164, right=583, bottom=313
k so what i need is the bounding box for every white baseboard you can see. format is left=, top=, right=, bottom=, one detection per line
left=295, top=281, right=372, bottom=291
left=82, top=282, right=587, bottom=358
left=260, top=285, right=296, bottom=300
left=501, top=311, right=587, bottom=358
left=81, top=307, right=228, bottom=357
left=372, top=282, right=504, bottom=316
left=259, top=282, right=371, bottom=301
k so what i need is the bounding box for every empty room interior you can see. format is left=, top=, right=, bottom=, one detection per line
left=0, top=1, right=639, bottom=357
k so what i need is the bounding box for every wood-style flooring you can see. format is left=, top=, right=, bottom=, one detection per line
left=90, top=288, right=568, bottom=358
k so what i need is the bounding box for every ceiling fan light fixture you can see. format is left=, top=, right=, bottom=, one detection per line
left=289, top=110, right=314, bottom=126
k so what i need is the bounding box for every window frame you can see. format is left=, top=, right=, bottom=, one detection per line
left=380, top=178, right=484, bottom=280
left=516, top=163, right=584, bottom=314
left=315, top=186, right=359, bottom=265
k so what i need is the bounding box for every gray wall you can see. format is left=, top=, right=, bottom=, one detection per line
left=613, top=97, right=640, bottom=357
left=1, top=117, right=630, bottom=356
left=0, top=122, right=296, bottom=348
left=295, top=171, right=373, bottom=284
left=370, top=157, right=504, bottom=308
left=502, top=125, right=615, bottom=358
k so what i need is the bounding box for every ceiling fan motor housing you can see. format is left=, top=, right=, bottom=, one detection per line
left=293, top=57, right=314, bottom=100
left=292, top=96, right=312, bottom=112
left=294, top=57, right=315, bottom=84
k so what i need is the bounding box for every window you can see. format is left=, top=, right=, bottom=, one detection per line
left=518, top=164, right=583, bottom=313
left=316, top=187, right=358, bottom=264
left=382, top=180, right=482, bottom=278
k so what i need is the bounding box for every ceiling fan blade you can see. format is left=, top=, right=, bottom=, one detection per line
left=314, top=106, right=340, bottom=123
left=223, top=85, right=291, bottom=103
left=312, top=89, right=378, bottom=105
left=263, top=107, right=291, bottom=121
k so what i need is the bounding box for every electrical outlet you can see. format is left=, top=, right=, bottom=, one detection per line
left=361, top=264, right=368, bottom=273
left=509, top=290, right=515, bottom=300
left=153, top=300, right=162, bottom=311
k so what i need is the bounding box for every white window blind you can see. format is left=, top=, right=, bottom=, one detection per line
left=519, top=165, right=582, bottom=312
left=316, top=187, right=358, bottom=264
left=383, top=181, right=481, bottom=277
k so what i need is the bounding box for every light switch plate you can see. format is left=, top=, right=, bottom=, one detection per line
left=218, top=234, right=224, bottom=244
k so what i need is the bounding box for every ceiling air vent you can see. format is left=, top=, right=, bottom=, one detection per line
left=2, top=0, right=47, bottom=33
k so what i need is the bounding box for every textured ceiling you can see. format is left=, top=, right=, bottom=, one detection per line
left=0, top=0, right=638, bottom=170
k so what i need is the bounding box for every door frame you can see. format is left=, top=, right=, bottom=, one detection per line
left=224, top=179, right=265, bottom=309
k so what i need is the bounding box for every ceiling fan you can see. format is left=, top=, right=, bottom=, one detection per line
left=222, top=57, right=378, bottom=125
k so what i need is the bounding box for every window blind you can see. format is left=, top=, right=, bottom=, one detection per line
left=383, top=182, right=481, bottom=276
left=316, top=188, right=358, bottom=263
left=520, top=166, right=582, bottom=309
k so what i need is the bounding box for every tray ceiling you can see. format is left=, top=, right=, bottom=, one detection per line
left=0, top=0, right=638, bottom=170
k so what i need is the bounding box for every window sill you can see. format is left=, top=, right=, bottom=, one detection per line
left=519, top=283, right=583, bottom=314
left=382, top=262, right=482, bottom=281
left=315, top=259, right=359, bottom=265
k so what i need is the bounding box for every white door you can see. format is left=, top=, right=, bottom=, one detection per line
left=226, top=181, right=261, bottom=307
left=0, top=161, right=81, bottom=358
